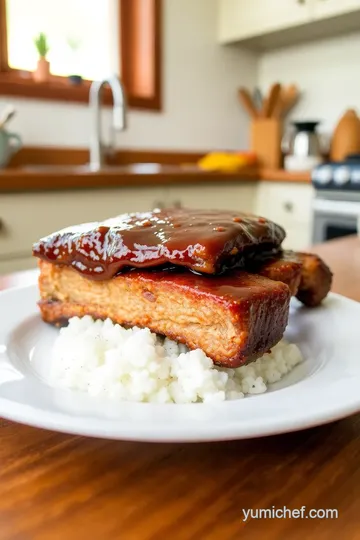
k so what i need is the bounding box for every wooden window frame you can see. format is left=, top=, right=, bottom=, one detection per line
left=0, top=0, right=162, bottom=111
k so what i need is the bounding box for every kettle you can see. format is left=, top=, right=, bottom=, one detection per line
left=282, top=121, right=324, bottom=171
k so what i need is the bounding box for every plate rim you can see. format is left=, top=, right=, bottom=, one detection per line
left=0, top=284, right=359, bottom=442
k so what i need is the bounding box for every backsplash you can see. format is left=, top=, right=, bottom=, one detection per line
left=258, top=31, right=360, bottom=136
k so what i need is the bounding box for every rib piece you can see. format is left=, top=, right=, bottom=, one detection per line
left=250, top=251, right=302, bottom=295
left=249, top=251, right=332, bottom=306
left=38, top=260, right=291, bottom=368
left=295, top=252, right=333, bottom=307
left=32, top=208, right=285, bottom=279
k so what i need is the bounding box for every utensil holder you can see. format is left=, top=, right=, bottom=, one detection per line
left=250, top=118, right=282, bottom=169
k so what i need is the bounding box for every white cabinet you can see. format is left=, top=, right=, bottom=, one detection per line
left=313, top=0, right=360, bottom=19
left=255, top=182, right=314, bottom=250
left=0, top=187, right=166, bottom=274
left=164, top=183, right=257, bottom=213
left=218, top=0, right=311, bottom=43
left=218, top=0, right=360, bottom=47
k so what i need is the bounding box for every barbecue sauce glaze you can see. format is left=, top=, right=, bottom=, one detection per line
left=33, top=208, right=285, bottom=280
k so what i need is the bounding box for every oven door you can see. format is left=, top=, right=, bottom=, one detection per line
left=312, top=198, right=360, bottom=243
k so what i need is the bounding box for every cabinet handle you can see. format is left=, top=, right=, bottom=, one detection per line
left=283, top=202, right=294, bottom=213
left=297, top=0, right=306, bottom=4
left=153, top=201, right=165, bottom=209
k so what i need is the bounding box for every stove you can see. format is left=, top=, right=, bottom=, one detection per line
left=311, top=155, right=360, bottom=243
left=312, top=155, right=360, bottom=191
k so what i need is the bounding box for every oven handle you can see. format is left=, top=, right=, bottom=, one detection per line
left=312, top=198, right=360, bottom=217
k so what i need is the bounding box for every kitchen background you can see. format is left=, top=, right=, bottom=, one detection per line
left=0, top=0, right=360, bottom=274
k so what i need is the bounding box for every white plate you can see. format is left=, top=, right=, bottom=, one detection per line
left=0, top=284, right=360, bottom=442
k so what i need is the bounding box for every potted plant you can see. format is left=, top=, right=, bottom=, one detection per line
left=67, top=36, right=83, bottom=85
left=33, top=33, right=50, bottom=83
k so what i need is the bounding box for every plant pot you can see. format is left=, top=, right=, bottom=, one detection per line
left=33, top=57, right=50, bottom=83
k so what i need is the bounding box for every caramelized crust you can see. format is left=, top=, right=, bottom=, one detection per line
left=38, top=261, right=291, bottom=368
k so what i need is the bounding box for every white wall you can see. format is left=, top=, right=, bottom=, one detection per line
left=0, top=0, right=258, bottom=151
left=258, top=31, right=360, bottom=136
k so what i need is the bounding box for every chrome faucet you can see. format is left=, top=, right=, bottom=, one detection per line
left=89, top=75, right=127, bottom=171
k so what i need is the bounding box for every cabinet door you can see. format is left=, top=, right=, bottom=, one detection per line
left=313, top=0, right=360, bottom=19
left=165, top=184, right=257, bottom=213
left=255, top=182, right=313, bottom=250
left=218, top=0, right=312, bottom=43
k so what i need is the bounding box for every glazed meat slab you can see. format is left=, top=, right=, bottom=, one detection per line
left=38, top=261, right=291, bottom=368
left=32, top=208, right=285, bottom=279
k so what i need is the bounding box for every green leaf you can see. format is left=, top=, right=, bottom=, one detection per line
left=34, top=32, right=50, bottom=57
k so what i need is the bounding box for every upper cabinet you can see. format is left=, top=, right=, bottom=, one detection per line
left=218, top=0, right=360, bottom=49
left=313, top=0, right=360, bottom=19
left=218, top=0, right=311, bottom=43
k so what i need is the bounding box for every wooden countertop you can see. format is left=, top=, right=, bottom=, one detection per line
left=309, top=235, right=360, bottom=302
left=0, top=164, right=311, bottom=192
left=1, top=236, right=356, bottom=540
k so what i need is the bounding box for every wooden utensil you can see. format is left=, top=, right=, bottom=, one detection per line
left=330, top=109, right=360, bottom=162
left=275, top=84, right=299, bottom=118
left=252, top=87, right=263, bottom=114
left=238, top=87, right=258, bottom=118
left=282, top=84, right=299, bottom=115
left=263, top=83, right=281, bottom=118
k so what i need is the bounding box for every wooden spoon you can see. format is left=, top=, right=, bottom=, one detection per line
left=263, top=83, right=281, bottom=118
left=282, top=84, right=299, bottom=115
left=238, top=87, right=258, bottom=119
left=275, top=84, right=299, bottom=118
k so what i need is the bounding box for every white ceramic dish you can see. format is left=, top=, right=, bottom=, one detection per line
left=0, top=284, right=359, bottom=442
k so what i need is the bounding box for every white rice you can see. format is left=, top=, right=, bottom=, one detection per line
left=50, top=316, right=303, bottom=404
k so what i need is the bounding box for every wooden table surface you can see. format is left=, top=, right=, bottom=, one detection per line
left=0, top=236, right=359, bottom=540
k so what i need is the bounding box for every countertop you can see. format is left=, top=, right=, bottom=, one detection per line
left=0, top=235, right=359, bottom=539
left=0, top=164, right=311, bottom=192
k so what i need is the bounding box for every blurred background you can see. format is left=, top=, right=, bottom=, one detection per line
left=1, top=0, right=360, bottom=274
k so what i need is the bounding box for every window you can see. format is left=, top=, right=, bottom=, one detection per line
left=0, top=0, right=162, bottom=110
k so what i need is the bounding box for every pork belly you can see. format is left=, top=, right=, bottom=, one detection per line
left=32, top=208, right=285, bottom=279
left=38, top=261, right=291, bottom=368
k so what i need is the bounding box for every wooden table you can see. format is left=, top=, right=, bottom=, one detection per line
left=1, top=237, right=359, bottom=540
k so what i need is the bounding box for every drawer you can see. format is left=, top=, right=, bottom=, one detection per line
left=255, top=182, right=314, bottom=228
left=165, top=184, right=257, bottom=213
left=0, top=188, right=166, bottom=259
